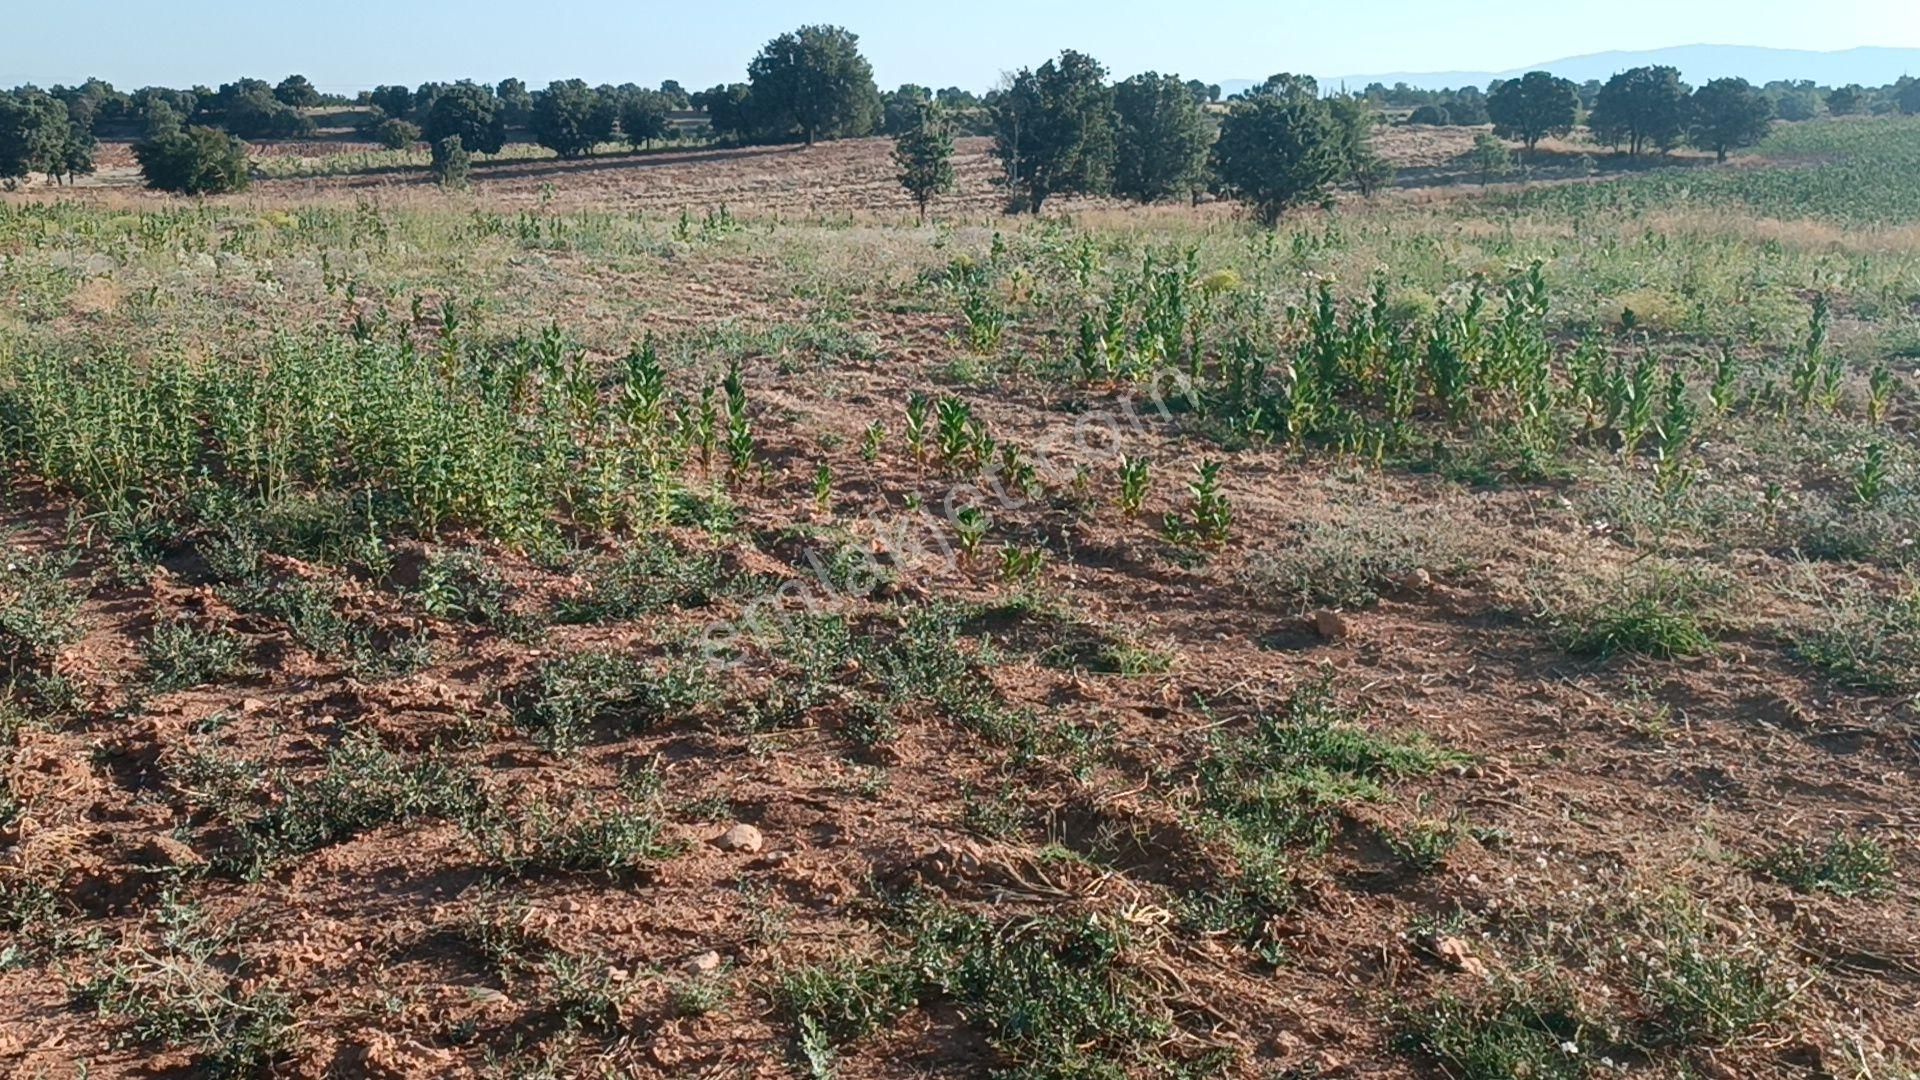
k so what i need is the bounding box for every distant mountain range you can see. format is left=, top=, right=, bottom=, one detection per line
left=1219, top=45, right=1920, bottom=96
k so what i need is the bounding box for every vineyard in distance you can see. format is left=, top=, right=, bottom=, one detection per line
left=1, top=22, right=1919, bottom=1080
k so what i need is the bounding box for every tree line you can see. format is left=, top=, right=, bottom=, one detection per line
left=1376, top=74, right=1920, bottom=127
left=6, top=27, right=1919, bottom=203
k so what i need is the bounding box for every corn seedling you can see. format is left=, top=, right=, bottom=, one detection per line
left=1117, top=456, right=1150, bottom=519
left=954, top=508, right=989, bottom=561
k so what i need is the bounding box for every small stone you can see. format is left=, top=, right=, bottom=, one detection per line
left=1433, top=936, right=1491, bottom=979
left=682, top=950, right=723, bottom=975
left=131, top=835, right=207, bottom=869
left=714, top=824, right=764, bottom=853
left=1310, top=609, right=1350, bottom=641
left=241, top=698, right=270, bottom=715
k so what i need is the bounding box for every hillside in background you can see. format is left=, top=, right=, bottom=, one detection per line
left=1222, top=44, right=1920, bottom=94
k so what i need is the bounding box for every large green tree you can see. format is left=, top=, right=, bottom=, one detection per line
left=746, top=24, right=881, bottom=146
left=1210, top=93, right=1344, bottom=224
left=1486, top=71, right=1578, bottom=154
left=1689, top=78, right=1773, bottom=163
left=369, top=84, right=413, bottom=119
left=991, top=50, right=1116, bottom=214
left=1112, top=72, right=1211, bottom=204
left=530, top=80, right=612, bottom=158
left=694, top=84, right=754, bottom=141
left=274, top=75, right=320, bottom=108
left=495, top=79, right=534, bottom=128
left=619, top=90, right=672, bottom=148
left=1589, top=66, right=1690, bottom=156
left=424, top=83, right=506, bottom=155
left=0, top=91, right=93, bottom=185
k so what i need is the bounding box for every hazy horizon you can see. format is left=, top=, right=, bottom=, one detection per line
left=4, top=0, right=1917, bottom=94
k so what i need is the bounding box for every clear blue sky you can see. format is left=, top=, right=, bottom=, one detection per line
left=4, top=0, right=1916, bottom=93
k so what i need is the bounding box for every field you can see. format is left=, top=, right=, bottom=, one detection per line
left=0, top=117, right=1917, bottom=1079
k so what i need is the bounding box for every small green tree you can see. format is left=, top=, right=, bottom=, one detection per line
left=1112, top=72, right=1212, bottom=204
left=1689, top=78, right=1774, bottom=163
left=429, top=135, right=471, bottom=189
left=530, top=80, right=609, bottom=159
left=1471, top=132, right=1512, bottom=186
left=1327, top=96, right=1392, bottom=196
left=893, top=103, right=955, bottom=224
left=1210, top=94, right=1343, bottom=225
left=1486, top=71, right=1578, bottom=155
left=132, top=126, right=251, bottom=194
left=1408, top=104, right=1450, bottom=126
left=992, top=49, right=1116, bottom=213
left=747, top=24, right=882, bottom=146
left=424, top=84, right=505, bottom=155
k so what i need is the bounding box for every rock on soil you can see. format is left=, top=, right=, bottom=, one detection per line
left=713, top=823, right=764, bottom=853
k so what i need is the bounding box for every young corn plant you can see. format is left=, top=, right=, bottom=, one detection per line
left=1867, top=364, right=1894, bottom=425
left=1117, top=456, right=1150, bottom=520
left=999, top=545, right=1047, bottom=583
left=1853, top=443, right=1889, bottom=506
left=723, top=359, right=755, bottom=482
left=860, top=421, right=886, bottom=463
left=935, top=397, right=982, bottom=472
left=953, top=508, right=989, bottom=562
left=813, top=462, right=835, bottom=515
left=904, top=395, right=930, bottom=463
left=1165, top=461, right=1233, bottom=548
left=1656, top=370, right=1699, bottom=496
left=1791, top=294, right=1839, bottom=413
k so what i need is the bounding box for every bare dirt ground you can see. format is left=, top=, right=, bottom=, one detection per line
left=1, top=120, right=1916, bottom=1080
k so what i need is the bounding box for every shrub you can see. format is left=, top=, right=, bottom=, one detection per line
left=372, top=117, right=419, bottom=150
left=1408, top=104, right=1451, bottom=126
left=132, top=127, right=251, bottom=194
left=428, top=135, right=470, bottom=189
left=1758, top=834, right=1893, bottom=898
